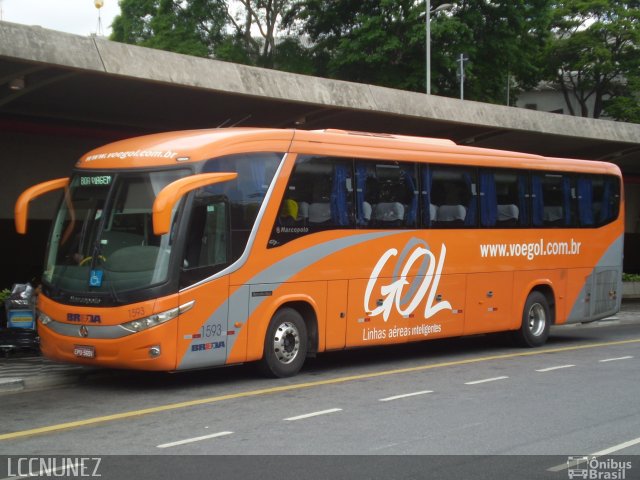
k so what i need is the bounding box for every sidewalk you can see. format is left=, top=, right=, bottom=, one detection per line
left=0, top=353, right=98, bottom=394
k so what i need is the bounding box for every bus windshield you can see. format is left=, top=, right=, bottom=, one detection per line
left=43, top=170, right=189, bottom=296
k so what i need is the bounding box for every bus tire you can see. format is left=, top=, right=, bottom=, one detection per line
left=259, top=307, right=308, bottom=378
left=513, top=291, right=550, bottom=348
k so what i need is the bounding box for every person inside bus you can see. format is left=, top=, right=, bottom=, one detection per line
left=278, top=198, right=300, bottom=226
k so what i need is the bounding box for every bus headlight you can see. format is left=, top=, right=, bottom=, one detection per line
left=38, top=312, right=52, bottom=326
left=120, top=301, right=195, bottom=333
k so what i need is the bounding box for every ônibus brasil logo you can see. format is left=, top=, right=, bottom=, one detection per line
left=364, top=239, right=451, bottom=322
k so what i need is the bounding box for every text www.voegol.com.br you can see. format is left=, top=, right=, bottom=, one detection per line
left=480, top=239, right=582, bottom=261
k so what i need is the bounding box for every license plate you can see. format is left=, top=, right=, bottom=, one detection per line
left=73, top=345, right=95, bottom=358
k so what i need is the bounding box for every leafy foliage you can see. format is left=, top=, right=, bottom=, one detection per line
left=544, top=0, right=640, bottom=119
left=285, top=0, right=553, bottom=103
left=111, top=0, right=226, bottom=57
left=110, top=1, right=639, bottom=118
left=111, top=0, right=309, bottom=71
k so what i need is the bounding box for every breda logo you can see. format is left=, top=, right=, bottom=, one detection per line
left=364, top=239, right=451, bottom=322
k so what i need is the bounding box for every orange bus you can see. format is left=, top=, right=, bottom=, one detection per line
left=15, top=128, right=623, bottom=377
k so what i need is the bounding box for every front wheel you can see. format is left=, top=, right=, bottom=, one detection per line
left=259, top=308, right=308, bottom=378
left=512, top=291, right=551, bottom=347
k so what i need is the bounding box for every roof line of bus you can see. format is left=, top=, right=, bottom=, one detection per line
left=294, top=129, right=620, bottom=174
left=76, top=127, right=621, bottom=176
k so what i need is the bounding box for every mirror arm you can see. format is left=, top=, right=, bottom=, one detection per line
left=152, top=172, right=238, bottom=235
left=15, top=178, right=69, bottom=234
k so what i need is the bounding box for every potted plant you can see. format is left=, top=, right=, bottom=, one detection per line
left=0, top=288, right=10, bottom=328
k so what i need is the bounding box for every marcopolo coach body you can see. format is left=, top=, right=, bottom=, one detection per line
left=15, top=128, right=623, bottom=376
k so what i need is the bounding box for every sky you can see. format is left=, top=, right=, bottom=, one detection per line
left=0, top=0, right=121, bottom=37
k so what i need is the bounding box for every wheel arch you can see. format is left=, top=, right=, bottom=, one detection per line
left=515, top=280, right=556, bottom=328
left=530, top=284, right=556, bottom=325
left=264, top=295, right=319, bottom=358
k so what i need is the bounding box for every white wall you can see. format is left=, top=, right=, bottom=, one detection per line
left=516, top=90, right=598, bottom=117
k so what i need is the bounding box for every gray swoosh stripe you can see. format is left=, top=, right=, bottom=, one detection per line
left=177, top=230, right=403, bottom=369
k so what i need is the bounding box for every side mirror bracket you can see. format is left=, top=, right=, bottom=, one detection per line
left=15, top=178, right=69, bottom=234
left=152, top=172, right=238, bottom=235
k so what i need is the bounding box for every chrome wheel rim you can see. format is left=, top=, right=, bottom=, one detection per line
left=528, top=302, right=546, bottom=337
left=273, top=321, right=300, bottom=364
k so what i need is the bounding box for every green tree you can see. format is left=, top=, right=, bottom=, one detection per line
left=285, top=0, right=428, bottom=91
left=604, top=76, right=640, bottom=122
left=111, top=0, right=227, bottom=57
left=228, top=0, right=291, bottom=67
left=111, top=0, right=309, bottom=71
left=285, top=0, right=553, bottom=104
left=544, top=1, right=640, bottom=119
left=438, top=0, right=553, bottom=103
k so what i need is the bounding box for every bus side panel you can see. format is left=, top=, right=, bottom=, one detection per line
left=176, top=276, right=230, bottom=370
left=226, top=285, right=250, bottom=364
left=244, top=281, right=327, bottom=363
left=565, top=234, right=624, bottom=324
left=512, top=269, right=567, bottom=328
left=464, top=271, right=514, bottom=335
left=410, top=274, right=468, bottom=341
left=345, top=273, right=464, bottom=348
left=564, top=268, right=593, bottom=324
left=346, top=278, right=395, bottom=347
left=325, top=280, right=348, bottom=350
left=422, top=273, right=465, bottom=339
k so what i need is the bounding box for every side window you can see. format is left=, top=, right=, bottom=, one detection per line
left=429, top=166, right=477, bottom=227
left=203, top=152, right=282, bottom=260
left=181, top=193, right=229, bottom=287
left=532, top=173, right=575, bottom=227
left=580, top=175, right=621, bottom=226
left=480, top=170, right=529, bottom=228
left=600, top=176, right=621, bottom=224
left=355, top=160, right=418, bottom=229
left=269, top=155, right=354, bottom=247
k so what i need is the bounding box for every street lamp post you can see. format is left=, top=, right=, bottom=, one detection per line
left=457, top=53, right=469, bottom=100
left=426, top=2, right=453, bottom=95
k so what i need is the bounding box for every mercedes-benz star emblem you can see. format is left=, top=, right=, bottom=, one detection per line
left=79, top=325, right=89, bottom=338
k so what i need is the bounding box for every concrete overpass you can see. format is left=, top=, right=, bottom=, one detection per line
left=1, top=20, right=639, bottom=286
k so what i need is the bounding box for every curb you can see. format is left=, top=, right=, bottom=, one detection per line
left=0, top=377, right=24, bottom=393
left=0, top=368, right=106, bottom=395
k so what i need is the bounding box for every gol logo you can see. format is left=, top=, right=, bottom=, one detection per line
left=364, top=239, right=452, bottom=322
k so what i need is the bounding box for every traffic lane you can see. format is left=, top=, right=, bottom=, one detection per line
left=2, top=331, right=638, bottom=455
left=0, top=318, right=638, bottom=441
left=2, top=314, right=639, bottom=439
left=154, top=342, right=640, bottom=455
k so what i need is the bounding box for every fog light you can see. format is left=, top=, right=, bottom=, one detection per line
left=149, top=345, right=161, bottom=358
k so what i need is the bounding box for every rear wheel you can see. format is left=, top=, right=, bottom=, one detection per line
left=259, top=308, right=307, bottom=378
left=513, top=291, right=551, bottom=347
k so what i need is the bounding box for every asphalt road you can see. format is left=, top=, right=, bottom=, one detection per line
left=1, top=303, right=640, bottom=479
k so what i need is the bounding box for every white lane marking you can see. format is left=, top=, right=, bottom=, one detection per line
left=379, top=390, right=433, bottom=402
left=464, top=376, right=509, bottom=385
left=592, top=437, right=640, bottom=456
left=284, top=408, right=342, bottom=421
left=535, top=364, right=575, bottom=372
left=599, top=356, right=633, bottom=363
left=548, top=436, right=640, bottom=472
left=157, top=431, right=233, bottom=448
